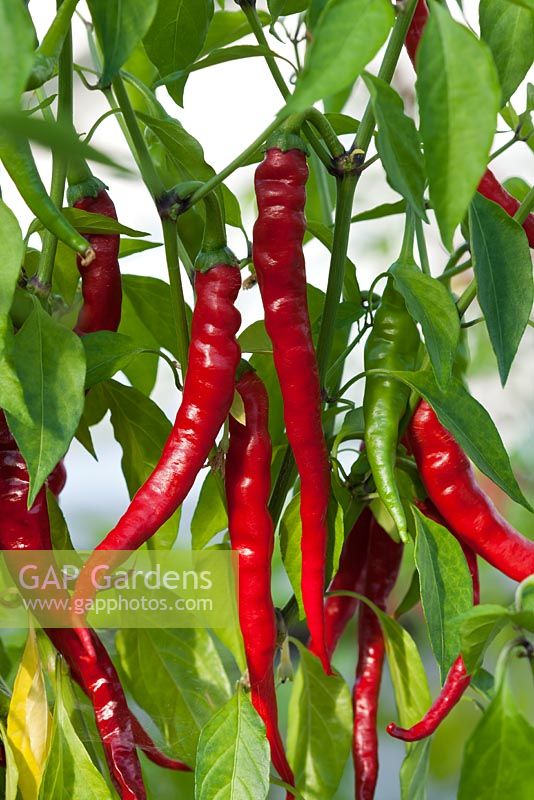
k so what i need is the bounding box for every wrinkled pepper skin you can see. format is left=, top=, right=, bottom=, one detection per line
left=0, top=414, right=147, bottom=800
left=226, top=368, right=295, bottom=795
left=77, top=263, right=241, bottom=585
left=72, top=188, right=122, bottom=336
left=408, top=401, right=534, bottom=581
left=387, top=499, right=479, bottom=742
left=311, top=508, right=371, bottom=662
left=253, top=146, right=332, bottom=674
left=354, top=517, right=402, bottom=800
left=406, top=0, right=534, bottom=247
left=363, top=279, right=419, bottom=541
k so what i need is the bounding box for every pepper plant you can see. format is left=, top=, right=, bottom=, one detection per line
left=0, top=1, right=533, bottom=799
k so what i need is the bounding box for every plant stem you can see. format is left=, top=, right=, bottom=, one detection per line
left=415, top=217, right=431, bottom=274
left=311, top=150, right=333, bottom=225
left=316, top=174, right=358, bottom=379
left=456, top=279, right=477, bottom=317
left=33, top=7, right=72, bottom=295
left=400, top=207, right=415, bottom=261
left=488, top=135, right=518, bottom=163
left=514, top=184, right=534, bottom=225
left=438, top=258, right=472, bottom=282
left=442, top=242, right=469, bottom=275
left=162, top=219, right=190, bottom=373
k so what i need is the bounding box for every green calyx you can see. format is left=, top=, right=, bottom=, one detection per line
left=195, top=246, right=239, bottom=273
left=67, top=176, right=107, bottom=206
left=265, top=130, right=308, bottom=155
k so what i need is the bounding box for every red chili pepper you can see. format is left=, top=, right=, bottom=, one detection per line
left=310, top=508, right=371, bottom=662
left=406, top=0, right=534, bottom=247
left=69, top=181, right=122, bottom=336
left=408, top=401, right=534, bottom=581
left=253, top=142, right=332, bottom=674
left=387, top=499, right=479, bottom=742
left=226, top=365, right=295, bottom=795
left=74, top=258, right=241, bottom=603
left=354, top=517, right=402, bottom=800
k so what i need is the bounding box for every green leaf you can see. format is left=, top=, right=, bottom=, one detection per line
left=38, top=673, right=111, bottom=800
left=46, top=491, right=76, bottom=553
left=238, top=321, right=272, bottom=354
left=503, top=176, right=531, bottom=202
left=351, top=200, right=407, bottom=223
left=202, top=10, right=270, bottom=53
left=479, top=0, right=534, bottom=106
left=195, top=688, right=270, bottom=800
left=287, top=0, right=394, bottom=112
left=306, top=219, right=360, bottom=303
left=0, top=721, right=18, bottom=800
left=308, top=0, right=330, bottom=30
left=144, top=0, right=214, bottom=105
left=119, top=238, right=162, bottom=258
left=191, top=471, right=228, bottom=549
left=400, top=740, right=430, bottom=800
left=6, top=304, right=85, bottom=505
left=387, top=370, right=530, bottom=510
left=121, top=273, right=180, bottom=358
left=0, top=200, right=24, bottom=360
left=116, top=628, right=231, bottom=765
left=363, top=73, right=427, bottom=220
left=62, top=208, right=148, bottom=237
left=469, top=192, right=533, bottom=385
left=87, top=0, right=158, bottom=87
left=99, top=380, right=180, bottom=549
left=416, top=3, right=500, bottom=248
left=458, top=679, right=534, bottom=799
left=82, top=332, right=142, bottom=388
left=287, top=642, right=352, bottom=800
left=391, top=259, right=460, bottom=388
left=280, top=493, right=304, bottom=617
left=457, top=604, right=511, bottom=672
left=155, top=44, right=288, bottom=86
left=0, top=0, right=34, bottom=105
left=414, top=507, right=473, bottom=677
left=0, top=342, right=29, bottom=424
left=269, top=0, right=310, bottom=24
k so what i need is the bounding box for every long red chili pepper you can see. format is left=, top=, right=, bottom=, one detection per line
left=354, top=518, right=402, bottom=800
left=408, top=401, right=534, bottom=581
left=74, top=256, right=241, bottom=608
left=387, top=499, right=479, bottom=742
left=253, top=140, right=332, bottom=674
left=68, top=178, right=122, bottom=336
left=406, top=0, right=534, bottom=247
left=310, top=509, right=371, bottom=662
left=226, top=365, right=295, bottom=795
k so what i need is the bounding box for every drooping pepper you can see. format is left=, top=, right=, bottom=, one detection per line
left=354, top=516, right=402, bottom=800
left=363, top=277, right=420, bottom=542
left=387, top=499, right=479, bottom=742
left=226, top=364, right=295, bottom=795
left=67, top=173, right=122, bottom=336
left=310, top=508, right=371, bottom=663
left=408, top=401, right=534, bottom=581
left=253, top=137, right=332, bottom=674
left=74, top=192, right=241, bottom=609
left=406, top=0, right=534, bottom=247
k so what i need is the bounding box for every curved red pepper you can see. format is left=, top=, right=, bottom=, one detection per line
left=75, top=262, right=241, bottom=598
left=408, top=401, right=534, bottom=581
left=226, top=367, right=295, bottom=795
left=310, top=508, right=371, bottom=662
left=354, top=518, right=402, bottom=800
left=387, top=499, right=479, bottom=742
left=406, top=0, right=534, bottom=247
left=73, top=188, right=122, bottom=335
left=253, top=145, right=332, bottom=674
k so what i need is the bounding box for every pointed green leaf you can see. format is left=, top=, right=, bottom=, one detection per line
left=479, top=0, right=534, bottom=105
left=400, top=740, right=430, bottom=800
left=0, top=200, right=24, bottom=360
left=0, top=0, right=34, bottom=105
left=82, top=332, right=142, bottom=388
left=457, top=604, right=511, bottom=672
left=191, top=470, right=228, bottom=549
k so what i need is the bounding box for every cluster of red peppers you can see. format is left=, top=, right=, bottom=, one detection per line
left=2, top=1, right=533, bottom=798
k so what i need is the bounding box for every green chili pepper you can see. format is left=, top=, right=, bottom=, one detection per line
left=363, top=276, right=419, bottom=542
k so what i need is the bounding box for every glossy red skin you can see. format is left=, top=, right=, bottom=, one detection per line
left=406, top=0, right=534, bottom=247
left=0, top=419, right=146, bottom=800
left=408, top=401, right=534, bottom=581
left=387, top=499, right=479, bottom=742
left=226, top=370, right=295, bottom=795
left=311, top=509, right=371, bottom=662
left=75, top=264, right=241, bottom=596
left=74, top=190, right=122, bottom=335
left=354, top=519, right=402, bottom=800
left=253, top=147, right=332, bottom=674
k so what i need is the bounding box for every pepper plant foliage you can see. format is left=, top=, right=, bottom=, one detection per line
left=0, top=0, right=533, bottom=798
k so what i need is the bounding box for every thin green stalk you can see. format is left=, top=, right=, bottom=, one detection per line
left=311, top=150, right=333, bottom=225
left=442, top=242, right=469, bottom=274
left=514, top=185, right=534, bottom=225
left=489, top=135, right=518, bottom=163
left=353, top=0, right=419, bottom=153
left=438, top=258, right=472, bottom=282
left=456, top=279, right=477, bottom=317
left=33, top=10, right=72, bottom=294
left=316, top=174, right=358, bottom=378
left=326, top=322, right=369, bottom=384
left=162, top=219, right=190, bottom=373
left=38, top=0, right=79, bottom=58
left=415, top=217, right=430, bottom=274
left=400, top=207, right=415, bottom=262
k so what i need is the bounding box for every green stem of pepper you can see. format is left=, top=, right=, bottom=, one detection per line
left=441, top=242, right=470, bottom=275
left=438, top=258, right=473, bottom=282
left=456, top=280, right=478, bottom=317
left=32, top=10, right=73, bottom=297
left=514, top=185, right=534, bottom=225
left=415, top=217, right=431, bottom=274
